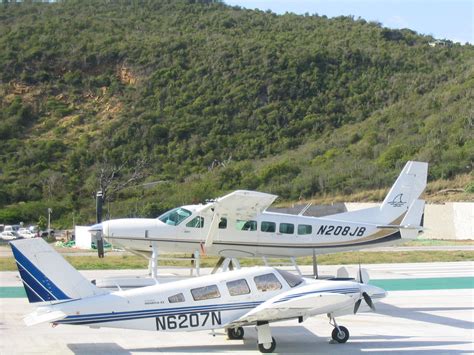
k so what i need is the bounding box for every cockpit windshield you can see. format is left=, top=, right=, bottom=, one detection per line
left=158, top=207, right=192, bottom=226
left=276, top=269, right=304, bottom=287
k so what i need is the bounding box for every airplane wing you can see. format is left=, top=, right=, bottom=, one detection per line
left=207, top=190, right=278, bottom=219
left=204, top=190, right=278, bottom=247
left=226, top=292, right=352, bottom=327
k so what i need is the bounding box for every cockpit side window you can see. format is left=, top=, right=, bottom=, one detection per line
left=158, top=208, right=192, bottom=226
left=276, top=269, right=303, bottom=287
left=186, top=216, right=204, bottom=228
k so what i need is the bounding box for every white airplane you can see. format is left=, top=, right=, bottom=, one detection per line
left=11, top=238, right=386, bottom=353
left=91, top=161, right=427, bottom=263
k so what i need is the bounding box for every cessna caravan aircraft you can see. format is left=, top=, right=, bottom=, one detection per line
left=11, top=238, right=386, bottom=353
left=91, top=161, right=427, bottom=260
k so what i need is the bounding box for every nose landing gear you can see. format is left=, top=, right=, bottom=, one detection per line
left=329, top=315, right=350, bottom=343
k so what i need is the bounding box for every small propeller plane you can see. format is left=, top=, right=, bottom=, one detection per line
left=11, top=238, right=386, bottom=353
left=90, top=161, right=427, bottom=266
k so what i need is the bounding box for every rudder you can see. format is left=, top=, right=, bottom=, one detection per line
left=10, top=238, right=108, bottom=303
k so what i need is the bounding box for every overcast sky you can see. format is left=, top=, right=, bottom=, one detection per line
left=225, top=0, right=473, bottom=44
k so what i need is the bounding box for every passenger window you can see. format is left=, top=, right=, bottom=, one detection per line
left=168, top=293, right=185, bottom=303
left=254, top=273, right=282, bottom=292
left=191, top=285, right=221, bottom=301
left=226, top=279, right=250, bottom=296
left=279, top=223, right=294, bottom=234
left=298, top=224, right=312, bottom=235
left=218, top=218, right=227, bottom=229
left=236, top=220, right=257, bottom=231
left=261, top=221, right=276, bottom=233
left=186, top=216, right=204, bottom=228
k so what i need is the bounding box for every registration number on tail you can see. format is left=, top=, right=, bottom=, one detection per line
left=156, top=311, right=222, bottom=330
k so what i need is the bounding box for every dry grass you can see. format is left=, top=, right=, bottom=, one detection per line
left=1, top=250, right=473, bottom=271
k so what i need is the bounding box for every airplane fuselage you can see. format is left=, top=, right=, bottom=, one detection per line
left=101, top=207, right=402, bottom=258
left=49, top=267, right=384, bottom=331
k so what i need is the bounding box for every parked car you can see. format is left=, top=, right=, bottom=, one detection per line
left=1, top=231, right=19, bottom=240
left=18, top=228, right=35, bottom=239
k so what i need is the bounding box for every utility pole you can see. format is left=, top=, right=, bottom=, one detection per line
left=47, top=208, right=52, bottom=236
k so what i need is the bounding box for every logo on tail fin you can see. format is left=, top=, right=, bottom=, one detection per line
left=388, top=193, right=406, bottom=208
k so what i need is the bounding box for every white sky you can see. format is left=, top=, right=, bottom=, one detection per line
left=225, top=0, right=473, bottom=44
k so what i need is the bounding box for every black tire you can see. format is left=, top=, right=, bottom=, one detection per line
left=227, top=327, right=244, bottom=340
left=258, top=337, right=276, bottom=353
left=332, top=326, right=350, bottom=343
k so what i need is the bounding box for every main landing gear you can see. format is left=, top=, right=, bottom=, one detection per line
left=329, top=316, right=350, bottom=343
left=226, top=326, right=244, bottom=340
left=256, top=321, right=276, bottom=353
left=227, top=323, right=277, bottom=353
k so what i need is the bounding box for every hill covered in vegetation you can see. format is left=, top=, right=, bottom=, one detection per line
left=0, top=0, right=472, bottom=226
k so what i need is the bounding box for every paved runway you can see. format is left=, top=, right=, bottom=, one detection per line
left=1, top=262, right=473, bottom=354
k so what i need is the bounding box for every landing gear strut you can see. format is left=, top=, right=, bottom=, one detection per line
left=256, top=321, right=276, bottom=353
left=329, top=316, right=350, bottom=343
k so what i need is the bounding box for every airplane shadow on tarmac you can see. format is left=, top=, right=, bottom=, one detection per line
left=67, top=325, right=472, bottom=354
left=377, top=303, right=474, bottom=330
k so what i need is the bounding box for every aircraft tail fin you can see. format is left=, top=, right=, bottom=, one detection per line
left=10, top=238, right=108, bottom=304
left=322, top=161, right=428, bottom=225
left=379, top=161, right=428, bottom=223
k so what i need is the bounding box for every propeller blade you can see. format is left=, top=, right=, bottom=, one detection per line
left=362, top=292, right=375, bottom=311
left=354, top=299, right=362, bottom=314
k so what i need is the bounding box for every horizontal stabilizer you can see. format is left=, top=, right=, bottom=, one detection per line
left=24, top=310, right=67, bottom=326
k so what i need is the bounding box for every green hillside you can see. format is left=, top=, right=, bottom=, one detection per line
left=0, top=0, right=472, bottom=227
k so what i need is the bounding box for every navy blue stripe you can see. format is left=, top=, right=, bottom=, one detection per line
left=10, top=243, right=71, bottom=302
left=15, top=262, right=56, bottom=302
left=65, top=301, right=262, bottom=320
left=58, top=302, right=262, bottom=325
left=21, top=278, right=45, bottom=303
left=275, top=288, right=359, bottom=303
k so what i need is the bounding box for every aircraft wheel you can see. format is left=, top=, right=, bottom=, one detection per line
left=332, top=326, right=349, bottom=343
left=258, top=337, right=276, bottom=353
left=227, top=327, right=244, bottom=340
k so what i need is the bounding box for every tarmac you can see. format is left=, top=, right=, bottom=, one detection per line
left=1, top=262, right=473, bottom=354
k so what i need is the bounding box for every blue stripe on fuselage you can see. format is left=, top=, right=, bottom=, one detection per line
left=57, top=301, right=263, bottom=325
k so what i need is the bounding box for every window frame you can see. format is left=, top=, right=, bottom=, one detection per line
left=226, top=279, right=251, bottom=296
left=254, top=273, right=283, bottom=292
left=191, top=284, right=221, bottom=301
left=236, top=220, right=257, bottom=231
left=279, top=223, right=295, bottom=234
left=261, top=221, right=276, bottom=233
left=297, top=224, right=312, bottom=235
left=168, top=293, right=185, bottom=303
left=186, top=216, right=204, bottom=228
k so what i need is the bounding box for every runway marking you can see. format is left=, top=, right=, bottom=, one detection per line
left=370, top=277, right=474, bottom=291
